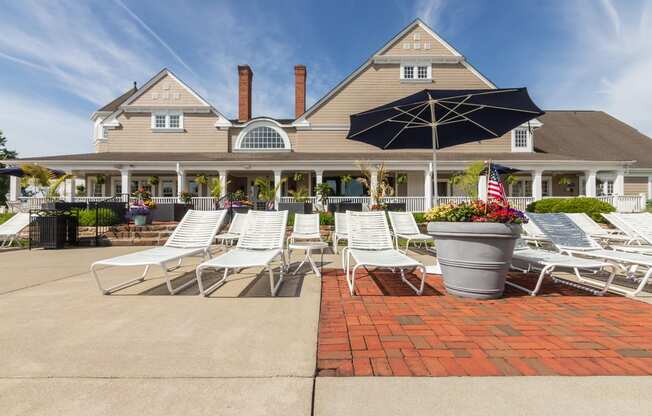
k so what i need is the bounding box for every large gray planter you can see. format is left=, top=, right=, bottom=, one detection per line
left=427, top=222, right=521, bottom=299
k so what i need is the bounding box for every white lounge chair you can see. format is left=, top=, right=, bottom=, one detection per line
left=521, top=216, right=550, bottom=246
left=343, top=211, right=426, bottom=296
left=216, top=212, right=247, bottom=247
left=196, top=210, right=288, bottom=297
left=509, top=239, right=616, bottom=296
left=332, top=212, right=348, bottom=254
left=529, top=213, right=652, bottom=297
left=90, top=210, right=227, bottom=295
left=387, top=211, right=434, bottom=253
left=565, top=213, right=632, bottom=245
left=0, top=212, right=31, bottom=248
left=601, top=213, right=647, bottom=246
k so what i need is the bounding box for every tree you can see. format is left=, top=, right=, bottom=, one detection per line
left=449, top=161, right=486, bottom=199
left=0, top=130, right=18, bottom=205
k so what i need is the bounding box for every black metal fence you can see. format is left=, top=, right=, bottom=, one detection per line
left=92, top=195, right=129, bottom=245
left=28, top=209, right=79, bottom=249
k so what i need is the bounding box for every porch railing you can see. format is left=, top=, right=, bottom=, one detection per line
left=11, top=194, right=649, bottom=213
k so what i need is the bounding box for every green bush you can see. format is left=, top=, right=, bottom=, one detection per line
left=647, top=199, right=652, bottom=213
left=0, top=212, right=15, bottom=225
left=412, top=212, right=427, bottom=224
left=286, top=212, right=334, bottom=227
left=526, top=197, right=615, bottom=223
left=78, top=208, right=120, bottom=227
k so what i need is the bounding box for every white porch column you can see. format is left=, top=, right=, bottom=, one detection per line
left=176, top=163, right=186, bottom=201
left=219, top=170, right=228, bottom=199
left=477, top=175, right=488, bottom=202
left=585, top=169, right=597, bottom=197
left=370, top=168, right=379, bottom=205
left=9, top=175, right=20, bottom=202
left=424, top=166, right=433, bottom=210
left=614, top=169, right=625, bottom=195
left=532, top=169, right=543, bottom=200
left=64, top=175, right=74, bottom=202
left=314, top=170, right=323, bottom=190
left=120, top=169, right=130, bottom=201
left=648, top=175, right=652, bottom=199
left=274, top=170, right=282, bottom=209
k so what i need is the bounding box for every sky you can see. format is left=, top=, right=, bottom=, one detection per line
left=0, top=0, right=651, bottom=157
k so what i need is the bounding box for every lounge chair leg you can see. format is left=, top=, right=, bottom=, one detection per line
left=399, top=267, right=425, bottom=295
left=90, top=264, right=150, bottom=295
left=348, top=264, right=362, bottom=296
left=199, top=267, right=230, bottom=297
left=269, top=261, right=283, bottom=297
left=628, top=267, right=652, bottom=297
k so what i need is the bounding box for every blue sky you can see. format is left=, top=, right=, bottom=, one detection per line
left=1, top=0, right=651, bottom=156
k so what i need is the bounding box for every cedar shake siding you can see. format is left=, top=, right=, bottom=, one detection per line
left=105, top=113, right=228, bottom=153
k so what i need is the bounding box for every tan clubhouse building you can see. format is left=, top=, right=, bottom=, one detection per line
left=8, top=19, right=652, bottom=212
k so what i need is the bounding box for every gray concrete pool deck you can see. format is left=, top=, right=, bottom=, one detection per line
left=0, top=246, right=651, bottom=415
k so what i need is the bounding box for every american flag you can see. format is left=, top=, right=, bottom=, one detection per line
left=487, top=164, right=508, bottom=205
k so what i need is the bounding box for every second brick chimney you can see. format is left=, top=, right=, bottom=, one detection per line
left=294, top=65, right=307, bottom=118
left=238, top=65, right=253, bottom=122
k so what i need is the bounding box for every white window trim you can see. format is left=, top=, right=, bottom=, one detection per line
left=151, top=110, right=184, bottom=132
left=234, top=120, right=292, bottom=152
left=511, top=127, right=533, bottom=152
left=400, top=62, right=432, bottom=82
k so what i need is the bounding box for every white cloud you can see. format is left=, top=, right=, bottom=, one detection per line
left=534, top=0, right=652, bottom=136
left=0, top=92, right=90, bottom=158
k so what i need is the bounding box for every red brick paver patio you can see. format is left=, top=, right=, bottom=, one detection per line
left=317, top=269, right=652, bottom=377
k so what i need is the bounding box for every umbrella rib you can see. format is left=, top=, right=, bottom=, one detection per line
left=382, top=102, right=432, bottom=149
left=349, top=102, right=429, bottom=138
left=436, top=94, right=474, bottom=124
left=437, top=99, right=541, bottom=114
left=436, top=101, right=499, bottom=137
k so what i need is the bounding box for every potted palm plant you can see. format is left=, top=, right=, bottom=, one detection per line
left=279, top=172, right=312, bottom=214
left=254, top=176, right=286, bottom=210
left=426, top=200, right=526, bottom=299
left=315, top=182, right=334, bottom=212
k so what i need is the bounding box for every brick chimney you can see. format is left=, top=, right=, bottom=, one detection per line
left=238, top=65, right=253, bottom=122
left=294, top=65, right=307, bottom=118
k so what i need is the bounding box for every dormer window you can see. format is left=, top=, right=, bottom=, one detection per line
left=234, top=120, right=291, bottom=152
left=400, top=62, right=432, bottom=82
left=511, top=127, right=532, bottom=152
left=151, top=111, right=183, bottom=131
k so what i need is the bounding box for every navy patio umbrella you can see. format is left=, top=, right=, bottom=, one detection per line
left=347, top=88, right=544, bottom=198
left=0, top=166, right=66, bottom=177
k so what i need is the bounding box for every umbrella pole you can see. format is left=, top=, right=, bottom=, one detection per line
left=429, top=94, right=438, bottom=207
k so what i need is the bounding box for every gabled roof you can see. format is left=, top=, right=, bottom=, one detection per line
left=96, top=85, right=137, bottom=112
left=99, top=68, right=232, bottom=128
left=294, top=18, right=496, bottom=125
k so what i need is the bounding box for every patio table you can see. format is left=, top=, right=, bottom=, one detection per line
left=288, top=241, right=328, bottom=277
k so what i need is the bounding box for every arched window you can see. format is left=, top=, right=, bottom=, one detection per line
left=235, top=120, right=291, bottom=151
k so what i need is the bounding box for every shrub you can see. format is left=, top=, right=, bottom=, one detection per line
left=0, top=212, right=15, bottom=225
left=526, top=197, right=615, bottom=223
left=647, top=199, right=652, bottom=213
left=78, top=208, right=120, bottom=227
left=286, top=212, right=334, bottom=227
left=412, top=212, right=427, bottom=224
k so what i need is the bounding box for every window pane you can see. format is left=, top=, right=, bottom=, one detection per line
left=189, top=181, right=199, bottom=196
left=162, top=181, right=174, bottom=197
left=403, top=66, right=414, bottom=79
left=514, top=128, right=528, bottom=148
left=155, top=115, right=166, bottom=128
left=417, top=66, right=428, bottom=79
left=169, top=115, right=180, bottom=128
left=240, top=126, right=286, bottom=149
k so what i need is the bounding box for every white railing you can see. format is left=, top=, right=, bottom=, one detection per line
left=151, top=197, right=179, bottom=204
left=279, top=196, right=318, bottom=205
left=506, top=197, right=535, bottom=211
left=380, top=197, right=426, bottom=212
left=190, top=197, right=218, bottom=211
left=434, top=196, right=472, bottom=206
left=597, top=195, right=647, bottom=213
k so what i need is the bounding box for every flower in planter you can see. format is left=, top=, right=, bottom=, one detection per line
left=425, top=200, right=527, bottom=224
left=179, top=191, right=193, bottom=205
left=126, top=200, right=150, bottom=220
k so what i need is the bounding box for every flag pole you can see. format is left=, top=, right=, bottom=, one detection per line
left=485, top=159, right=491, bottom=214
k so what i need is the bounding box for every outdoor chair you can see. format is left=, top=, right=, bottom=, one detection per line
left=286, top=213, right=328, bottom=277
left=509, top=239, right=616, bottom=296
left=565, top=213, right=632, bottom=245
left=343, top=211, right=426, bottom=296
left=215, top=212, right=247, bottom=248
left=520, top=217, right=551, bottom=246
left=90, top=210, right=227, bottom=295
left=529, top=213, right=652, bottom=297
left=0, top=212, right=31, bottom=248
left=331, top=212, right=348, bottom=254
left=601, top=213, right=647, bottom=246
left=387, top=211, right=434, bottom=253
left=195, top=210, right=288, bottom=297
